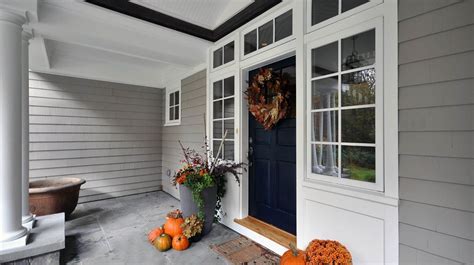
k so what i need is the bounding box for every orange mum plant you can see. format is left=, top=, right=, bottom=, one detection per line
left=305, top=239, right=352, bottom=265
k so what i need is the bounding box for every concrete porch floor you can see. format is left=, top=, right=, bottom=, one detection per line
left=62, top=191, right=239, bottom=265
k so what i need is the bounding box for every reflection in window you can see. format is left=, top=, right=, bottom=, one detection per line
left=168, top=91, right=180, bottom=122
left=312, top=0, right=338, bottom=25
left=342, top=0, right=369, bottom=12
left=311, top=111, right=338, bottom=142
left=342, top=29, right=375, bottom=70
left=311, top=144, right=338, bottom=177
left=213, top=48, right=223, bottom=68
left=275, top=10, right=292, bottom=41
left=312, top=41, right=338, bottom=77
left=311, top=77, right=338, bottom=109
left=244, top=30, right=257, bottom=55
left=212, top=76, right=235, bottom=160
left=213, top=121, right=223, bottom=139
left=214, top=41, right=234, bottom=68
left=312, top=0, right=370, bottom=26
left=309, top=27, right=377, bottom=185
left=244, top=10, right=293, bottom=55
left=342, top=146, right=375, bottom=182
left=213, top=100, right=222, bottom=119
left=258, top=21, right=273, bottom=49
left=224, top=141, right=234, bottom=160
left=223, top=42, right=234, bottom=64
left=342, top=68, right=375, bottom=106
left=341, top=108, right=375, bottom=143
left=213, top=80, right=222, bottom=99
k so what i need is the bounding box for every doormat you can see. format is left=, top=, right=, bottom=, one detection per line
left=210, top=235, right=280, bottom=265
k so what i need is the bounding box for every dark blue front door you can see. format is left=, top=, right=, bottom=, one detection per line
left=248, top=57, right=296, bottom=235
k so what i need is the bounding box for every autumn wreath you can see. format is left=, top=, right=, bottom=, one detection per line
left=245, top=68, right=290, bottom=130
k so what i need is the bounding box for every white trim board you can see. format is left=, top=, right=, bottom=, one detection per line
left=204, top=0, right=399, bottom=262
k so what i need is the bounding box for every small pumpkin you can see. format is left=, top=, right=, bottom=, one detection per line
left=164, top=209, right=184, bottom=238
left=172, top=235, right=190, bottom=251
left=280, top=244, right=305, bottom=265
left=147, top=226, right=164, bottom=244
left=153, top=233, right=172, bottom=252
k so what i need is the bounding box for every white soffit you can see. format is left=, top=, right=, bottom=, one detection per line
left=130, top=0, right=254, bottom=30
left=24, top=0, right=213, bottom=87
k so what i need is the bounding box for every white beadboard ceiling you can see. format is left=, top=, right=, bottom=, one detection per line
left=14, top=0, right=213, bottom=88
left=130, top=0, right=254, bottom=29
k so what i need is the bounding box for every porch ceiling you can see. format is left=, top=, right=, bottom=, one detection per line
left=21, top=0, right=213, bottom=88
left=85, top=0, right=281, bottom=41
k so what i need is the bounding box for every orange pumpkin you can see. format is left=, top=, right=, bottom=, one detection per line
left=164, top=210, right=184, bottom=238
left=280, top=244, right=305, bottom=265
left=172, top=235, right=190, bottom=251
left=147, top=226, right=164, bottom=244
left=153, top=233, right=172, bottom=252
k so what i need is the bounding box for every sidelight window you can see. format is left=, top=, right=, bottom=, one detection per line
left=212, top=76, right=235, bottom=160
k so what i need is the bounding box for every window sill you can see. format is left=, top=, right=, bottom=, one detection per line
left=164, top=121, right=181, bottom=127
left=302, top=177, right=399, bottom=207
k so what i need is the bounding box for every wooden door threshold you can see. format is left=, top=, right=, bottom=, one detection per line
left=234, top=216, right=296, bottom=248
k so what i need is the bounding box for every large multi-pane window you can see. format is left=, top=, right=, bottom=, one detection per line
left=212, top=76, right=235, bottom=160
left=308, top=26, right=380, bottom=189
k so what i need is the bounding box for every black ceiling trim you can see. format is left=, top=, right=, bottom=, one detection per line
left=85, top=0, right=282, bottom=42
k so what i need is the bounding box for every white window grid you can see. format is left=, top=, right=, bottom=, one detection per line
left=211, top=77, right=236, bottom=160
left=306, top=18, right=384, bottom=191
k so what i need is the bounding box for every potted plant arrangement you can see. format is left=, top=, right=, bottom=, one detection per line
left=172, top=129, right=244, bottom=235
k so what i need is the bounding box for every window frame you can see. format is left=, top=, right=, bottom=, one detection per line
left=305, top=16, right=384, bottom=191
left=240, top=5, right=295, bottom=61
left=164, top=86, right=181, bottom=126
left=306, top=0, right=382, bottom=35
left=210, top=72, right=237, bottom=161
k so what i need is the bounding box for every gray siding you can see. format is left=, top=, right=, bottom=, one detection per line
left=29, top=72, right=163, bottom=203
left=398, top=0, right=474, bottom=264
left=161, top=70, right=207, bottom=198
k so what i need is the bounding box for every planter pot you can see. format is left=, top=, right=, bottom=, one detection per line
left=179, top=185, right=217, bottom=236
left=189, top=233, right=202, bottom=243
left=29, top=177, right=86, bottom=219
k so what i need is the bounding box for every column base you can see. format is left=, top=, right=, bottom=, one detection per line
left=0, top=233, right=29, bottom=252
left=22, top=215, right=36, bottom=230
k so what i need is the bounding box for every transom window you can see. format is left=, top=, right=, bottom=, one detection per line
left=213, top=41, right=235, bottom=68
left=212, top=76, right=235, bottom=160
left=311, top=0, right=369, bottom=25
left=308, top=25, right=382, bottom=190
left=243, top=10, right=293, bottom=55
left=166, top=89, right=180, bottom=125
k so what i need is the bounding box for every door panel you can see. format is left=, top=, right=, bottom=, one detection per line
left=248, top=56, right=296, bottom=235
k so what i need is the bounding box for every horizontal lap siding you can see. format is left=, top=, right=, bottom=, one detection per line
left=28, top=72, right=163, bottom=203
left=161, top=70, right=207, bottom=199
left=398, top=0, right=474, bottom=264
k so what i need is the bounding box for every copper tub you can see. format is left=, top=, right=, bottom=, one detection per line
left=29, top=177, right=86, bottom=219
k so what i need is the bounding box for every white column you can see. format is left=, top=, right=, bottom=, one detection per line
left=21, top=30, right=34, bottom=228
left=0, top=9, right=28, bottom=248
